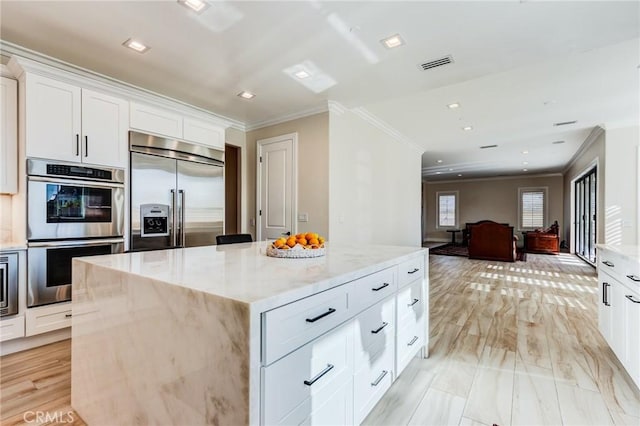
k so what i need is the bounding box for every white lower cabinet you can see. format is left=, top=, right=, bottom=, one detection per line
left=598, top=247, right=640, bottom=390
left=25, top=302, right=72, bottom=336
left=260, top=254, right=429, bottom=425
left=0, top=315, right=25, bottom=342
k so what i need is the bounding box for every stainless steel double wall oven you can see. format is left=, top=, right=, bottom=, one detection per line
left=27, top=159, right=125, bottom=307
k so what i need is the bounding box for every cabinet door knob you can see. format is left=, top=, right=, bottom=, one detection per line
left=626, top=275, right=640, bottom=282
left=371, top=322, right=388, bottom=334
left=84, top=135, right=88, bottom=157
left=371, top=370, right=388, bottom=387
left=626, top=295, right=640, bottom=304
left=602, top=261, right=614, bottom=267
left=371, top=283, right=389, bottom=292
left=75, top=134, right=80, bottom=156
left=408, top=268, right=419, bottom=274
left=305, top=308, right=336, bottom=323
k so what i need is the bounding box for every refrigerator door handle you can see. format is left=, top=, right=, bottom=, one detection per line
left=170, top=189, right=177, bottom=247
left=179, top=189, right=186, bottom=247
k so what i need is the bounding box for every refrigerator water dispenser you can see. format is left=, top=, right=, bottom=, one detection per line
left=141, top=204, right=169, bottom=237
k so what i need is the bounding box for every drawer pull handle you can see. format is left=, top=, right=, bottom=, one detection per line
left=602, top=261, right=615, bottom=267
left=408, top=298, right=419, bottom=307
left=306, top=308, right=336, bottom=323
left=627, top=275, right=640, bottom=282
left=371, top=322, right=389, bottom=334
left=372, top=283, right=390, bottom=292
left=304, top=364, right=334, bottom=386
left=65, top=313, right=72, bottom=318
left=626, top=295, right=640, bottom=304
left=407, top=336, right=419, bottom=346
left=603, top=283, right=610, bottom=306
left=371, top=370, right=388, bottom=387
left=408, top=268, right=419, bottom=274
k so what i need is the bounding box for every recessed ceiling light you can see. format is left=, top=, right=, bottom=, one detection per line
left=523, top=168, right=528, bottom=172
left=178, top=0, right=210, bottom=13
left=552, top=140, right=565, bottom=145
left=448, top=168, right=453, bottom=171
left=522, top=150, right=529, bottom=154
left=437, top=160, right=443, bottom=163
left=457, top=174, right=463, bottom=177
left=447, top=102, right=460, bottom=109
left=122, top=38, right=150, bottom=53
left=381, top=34, right=405, bottom=49
left=462, top=126, right=473, bottom=131
left=435, top=172, right=441, bottom=175
left=523, top=161, right=528, bottom=165
left=237, top=91, right=255, bottom=99
left=294, top=70, right=310, bottom=79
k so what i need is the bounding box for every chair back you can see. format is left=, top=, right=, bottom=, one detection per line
left=216, top=234, right=253, bottom=245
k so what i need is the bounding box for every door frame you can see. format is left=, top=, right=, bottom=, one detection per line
left=256, top=133, right=298, bottom=241
left=570, top=158, right=598, bottom=261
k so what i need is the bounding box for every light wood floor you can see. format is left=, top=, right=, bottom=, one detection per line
left=1, top=253, right=639, bottom=425
left=365, top=252, right=640, bottom=426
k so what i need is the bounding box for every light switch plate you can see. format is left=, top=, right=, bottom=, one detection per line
left=298, top=213, right=309, bottom=222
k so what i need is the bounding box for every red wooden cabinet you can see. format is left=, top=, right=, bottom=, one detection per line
left=525, top=232, right=559, bottom=254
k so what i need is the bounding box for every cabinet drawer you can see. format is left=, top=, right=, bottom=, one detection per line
left=0, top=315, right=25, bottom=342
left=397, top=320, right=425, bottom=376
left=351, top=267, right=396, bottom=314
left=354, top=295, right=395, bottom=362
left=262, top=322, right=353, bottom=425
left=397, top=279, right=425, bottom=324
left=279, top=379, right=354, bottom=426
left=599, top=251, right=627, bottom=281
left=398, top=256, right=424, bottom=289
left=25, top=303, right=72, bottom=336
left=353, top=340, right=394, bottom=425
left=262, top=284, right=351, bottom=365
left=183, top=117, right=224, bottom=149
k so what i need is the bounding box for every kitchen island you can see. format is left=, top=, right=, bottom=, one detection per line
left=71, top=242, right=428, bottom=425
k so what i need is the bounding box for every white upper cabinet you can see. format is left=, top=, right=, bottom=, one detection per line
left=25, top=74, right=128, bottom=167
left=81, top=89, right=128, bottom=167
left=130, top=102, right=182, bottom=140
left=183, top=117, right=224, bottom=149
left=25, top=73, right=81, bottom=163
left=0, top=76, right=18, bottom=194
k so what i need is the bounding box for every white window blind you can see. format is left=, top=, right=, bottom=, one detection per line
left=438, top=194, right=456, bottom=227
left=521, top=190, right=545, bottom=228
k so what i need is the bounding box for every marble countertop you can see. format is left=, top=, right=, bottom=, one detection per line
left=76, top=242, right=427, bottom=311
left=0, top=242, right=27, bottom=251
left=596, top=244, right=640, bottom=263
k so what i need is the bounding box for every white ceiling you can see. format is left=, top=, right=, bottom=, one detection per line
left=1, top=1, right=639, bottom=180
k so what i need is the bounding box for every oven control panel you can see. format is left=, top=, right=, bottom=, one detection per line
left=140, top=204, right=169, bottom=237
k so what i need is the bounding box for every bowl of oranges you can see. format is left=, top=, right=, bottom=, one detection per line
left=266, top=232, right=326, bottom=258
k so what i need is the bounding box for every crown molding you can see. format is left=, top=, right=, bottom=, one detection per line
left=424, top=172, right=563, bottom=185
left=562, top=125, right=605, bottom=174
left=1, top=40, right=246, bottom=131
left=245, top=103, right=329, bottom=132
left=328, top=101, right=423, bottom=153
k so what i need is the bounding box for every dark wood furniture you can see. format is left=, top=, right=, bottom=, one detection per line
left=462, top=220, right=509, bottom=247
left=524, top=221, right=559, bottom=254
left=216, top=233, right=253, bottom=245
left=468, top=221, right=517, bottom=262
left=446, top=229, right=461, bottom=245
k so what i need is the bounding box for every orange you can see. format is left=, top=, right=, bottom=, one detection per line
left=308, top=237, right=319, bottom=245
left=286, top=237, right=296, bottom=247
left=318, top=237, right=325, bottom=244
left=273, top=239, right=285, bottom=248
left=295, top=233, right=304, bottom=239
left=305, top=232, right=318, bottom=241
left=296, top=237, right=307, bottom=246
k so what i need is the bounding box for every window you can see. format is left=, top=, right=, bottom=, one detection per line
left=437, top=191, right=458, bottom=228
left=519, top=187, right=547, bottom=230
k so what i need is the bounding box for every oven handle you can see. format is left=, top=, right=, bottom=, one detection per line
left=27, top=176, right=124, bottom=189
left=28, top=238, right=124, bottom=248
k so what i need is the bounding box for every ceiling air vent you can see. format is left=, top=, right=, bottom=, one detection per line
left=553, top=120, right=577, bottom=126
left=480, top=144, right=498, bottom=149
left=419, top=55, right=453, bottom=71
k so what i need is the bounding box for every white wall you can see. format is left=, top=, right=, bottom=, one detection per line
left=328, top=108, right=422, bottom=246
left=604, top=125, right=639, bottom=245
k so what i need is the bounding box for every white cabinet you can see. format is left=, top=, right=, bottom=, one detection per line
left=25, top=74, right=128, bottom=167
left=183, top=117, right=225, bottom=149
left=130, top=102, right=182, bottom=139
left=260, top=253, right=428, bottom=425
left=598, top=247, right=640, bottom=390
left=25, top=302, right=72, bottom=336
left=0, top=76, right=18, bottom=194
left=0, top=315, right=25, bottom=342
left=131, top=102, right=226, bottom=150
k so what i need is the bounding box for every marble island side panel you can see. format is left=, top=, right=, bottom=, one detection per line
left=71, top=259, right=252, bottom=426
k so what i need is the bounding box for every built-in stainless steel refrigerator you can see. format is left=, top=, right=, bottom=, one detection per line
left=129, top=131, right=224, bottom=251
